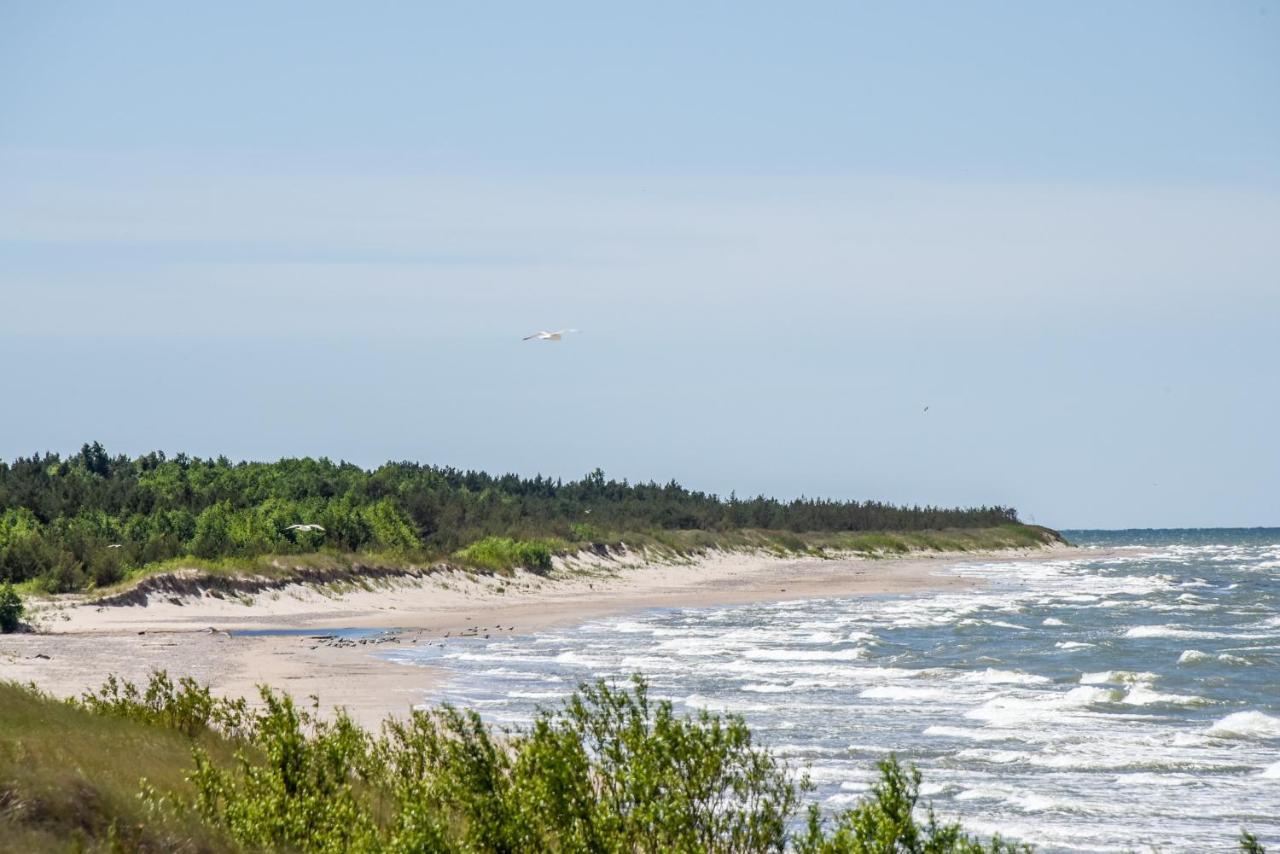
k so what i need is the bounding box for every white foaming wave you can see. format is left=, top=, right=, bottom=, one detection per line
left=966, top=686, right=1117, bottom=725
left=740, top=682, right=793, bottom=693
left=954, top=748, right=1029, bottom=764
left=1120, top=685, right=1208, bottom=707
left=922, top=724, right=1011, bottom=742
left=954, top=784, right=1083, bottom=814
left=744, top=647, right=868, bottom=662
left=1055, top=641, right=1095, bottom=650
left=1217, top=653, right=1252, bottom=666
left=654, top=638, right=735, bottom=656
left=553, top=650, right=605, bottom=666
left=800, top=631, right=842, bottom=644
left=609, top=621, right=655, bottom=634
left=1042, top=617, right=1066, bottom=626
left=1177, top=649, right=1212, bottom=665
left=1124, top=625, right=1226, bottom=640
left=1207, top=711, right=1280, bottom=740
left=1113, top=772, right=1198, bottom=787
left=681, top=693, right=773, bottom=713
left=859, top=685, right=955, bottom=702
left=477, top=667, right=563, bottom=681
left=954, top=668, right=1051, bottom=685
left=1261, top=762, right=1280, bottom=778
left=617, top=656, right=682, bottom=671
left=1080, top=670, right=1159, bottom=685
left=507, top=690, right=567, bottom=699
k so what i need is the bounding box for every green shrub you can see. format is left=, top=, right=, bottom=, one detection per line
left=796, top=755, right=1032, bottom=853
left=454, top=536, right=556, bottom=574
left=0, top=581, right=23, bottom=632
left=10, top=673, right=1268, bottom=853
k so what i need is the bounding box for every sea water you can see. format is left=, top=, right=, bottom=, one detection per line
left=381, top=530, right=1280, bottom=852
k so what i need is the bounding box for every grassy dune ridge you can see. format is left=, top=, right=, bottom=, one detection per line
left=69, top=522, right=1062, bottom=604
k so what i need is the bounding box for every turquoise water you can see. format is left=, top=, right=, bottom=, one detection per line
left=384, top=530, right=1280, bottom=851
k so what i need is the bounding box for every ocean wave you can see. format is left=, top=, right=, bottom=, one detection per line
left=1206, top=711, right=1280, bottom=740
left=954, top=749, right=1029, bottom=765
left=859, top=685, right=954, bottom=702
left=1177, top=649, right=1212, bottom=665
left=680, top=694, right=773, bottom=713
left=1080, top=670, right=1158, bottom=685
left=922, top=724, right=1011, bottom=742
left=743, top=647, right=869, bottom=662
left=954, top=668, right=1051, bottom=685
left=1124, top=625, right=1225, bottom=640
left=1261, top=762, right=1280, bottom=778
left=966, top=686, right=1118, bottom=725
left=1120, top=685, right=1208, bottom=707
left=1054, top=641, right=1095, bottom=650
left=740, top=682, right=793, bottom=693
left=1041, top=617, right=1066, bottom=626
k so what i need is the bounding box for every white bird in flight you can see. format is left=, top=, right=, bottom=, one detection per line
left=285, top=524, right=325, bottom=533
left=523, top=329, right=578, bottom=341
left=107, top=543, right=123, bottom=549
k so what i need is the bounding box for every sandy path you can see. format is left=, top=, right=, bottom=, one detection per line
left=1, top=545, right=1093, bottom=728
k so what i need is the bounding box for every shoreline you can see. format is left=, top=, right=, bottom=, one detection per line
left=2, top=544, right=1099, bottom=727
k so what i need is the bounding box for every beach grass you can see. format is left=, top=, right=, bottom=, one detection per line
left=0, top=681, right=234, bottom=853
left=51, top=524, right=1062, bottom=606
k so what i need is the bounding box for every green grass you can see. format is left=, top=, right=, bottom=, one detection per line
left=0, top=681, right=236, bottom=853
left=611, top=524, right=1063, bottom=560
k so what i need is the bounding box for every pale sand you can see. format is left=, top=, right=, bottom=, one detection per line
left=1, top=545, right=1094, bottom=728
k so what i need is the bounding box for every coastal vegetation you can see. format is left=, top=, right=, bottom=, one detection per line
left=0, top=673, right=1033, bottom=853
left=2, top=673, right=1267, bottom=853
left=0, top=582, right=22, bottom=633
left=0, top=443, right=1055, bottom=594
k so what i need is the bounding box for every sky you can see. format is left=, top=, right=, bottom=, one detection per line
left=1, top=1, right=1278, bottom=529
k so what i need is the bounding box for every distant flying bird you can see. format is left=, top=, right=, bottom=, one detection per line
left=923, top=406, right=930, bottom=413
left=107, top=543, right=123, bottom=549
left=286, top=524, right=325, bottom=533
left=523, top=329, right=578, bottom=341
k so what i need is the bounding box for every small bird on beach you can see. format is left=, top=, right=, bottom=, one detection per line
left=523, top=329, right=578, bottom=341
left=285, top=523, right=325, bottom=532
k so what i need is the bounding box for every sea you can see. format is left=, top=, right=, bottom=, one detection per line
left=380, top=529, right=1280, bottom=852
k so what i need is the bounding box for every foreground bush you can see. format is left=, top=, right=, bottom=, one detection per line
left=4, top=673, right=1271, bottom=852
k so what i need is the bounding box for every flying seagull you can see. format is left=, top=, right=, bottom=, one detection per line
left=523, top=329, right=578, bottom=341
left=923, top=406, right=930, bottom=413
left=285, top=524, right=325, bottom=533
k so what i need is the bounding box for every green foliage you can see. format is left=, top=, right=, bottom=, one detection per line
left=0, top=442, right=1040, bottom=592
left=795, top=756, right=1031, bottom=853
left=2, top=673, right=1263, bottom=853
left=0, top=581, right=23, bottom=632
left=1241, top=829, right=1267, bottom=853
left=73, top=671, right=249, bottom=739
left=454, top=536, right=558, bottom=574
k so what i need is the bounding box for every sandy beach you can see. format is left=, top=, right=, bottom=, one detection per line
left=1, top=545, right=1090, bottom=727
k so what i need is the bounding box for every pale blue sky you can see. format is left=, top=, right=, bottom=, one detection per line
left=2, top=2, right=1278, bottom=528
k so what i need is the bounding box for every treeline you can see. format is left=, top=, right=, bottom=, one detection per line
left=0, top=442, right=1020, bottom=591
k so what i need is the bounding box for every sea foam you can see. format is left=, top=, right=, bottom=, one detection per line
left=1206, top=711, right=1280, bottom=740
